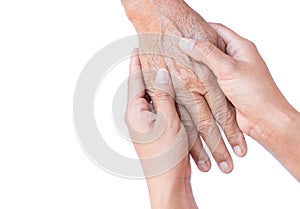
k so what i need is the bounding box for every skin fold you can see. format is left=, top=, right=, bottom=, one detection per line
left=122, top=0, right=247, bottom=173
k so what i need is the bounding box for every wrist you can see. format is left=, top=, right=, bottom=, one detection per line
left=147, top=178, right=197, bottom=209
left=122, top=0, right=158, bottom=15
left=122, top=0, right=185, bottom=21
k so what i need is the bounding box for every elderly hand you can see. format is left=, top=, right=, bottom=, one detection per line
left=123, top=0, right=247, bottom=173
left=126, top=49, right=198, bottom=209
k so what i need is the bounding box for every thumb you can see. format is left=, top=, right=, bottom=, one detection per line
left=179, top=38, right=238, bottom=80
left=153, top=68, right=178, bottom=119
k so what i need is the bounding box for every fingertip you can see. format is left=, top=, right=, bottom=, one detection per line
left=179, top=38, right=196, bottom=52
left=130, top=48, right=141, bottom=76
left=233, top=144, right=247, bottom=158
left=154, top=68, right=174, bottom=104
left=233, top=133, right=248, bottom=158
left=218, top=161, right=234, bottom=174
left=130, top=48, right=140, bottom=65
left=180, top=38, right=219, bottom=62
left=178, top=38, right=209, bottom=65
left=153, top=68, right=178, bottom=120
left=155, top=68, right=171, bottom=85
left=198, top=160, right=211, bottom=172
left=132, top=47, right=139, bottom=55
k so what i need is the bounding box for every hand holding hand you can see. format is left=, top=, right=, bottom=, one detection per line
left=179, top=23, right=292, bottom=143
left=126, top=49, right=198, bottom=209
left=179, top=23, right=300, bottom=181
left=123, top=0, right=247, bottom=174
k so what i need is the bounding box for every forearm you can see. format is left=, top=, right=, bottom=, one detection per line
left=147, top=178, right=198, bottom=209
left=256, top=103, right=300, bottom=181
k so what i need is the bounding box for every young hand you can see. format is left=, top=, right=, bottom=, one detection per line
left=126, top=49, right=198, bottom=209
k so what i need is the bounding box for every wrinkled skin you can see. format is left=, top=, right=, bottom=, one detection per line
left=123, top=0, right=247, bottom=172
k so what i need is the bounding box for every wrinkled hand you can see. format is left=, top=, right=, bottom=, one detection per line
left=126, top=49, right=198, bottom=209
left=123, top=0, right=247, bottom=173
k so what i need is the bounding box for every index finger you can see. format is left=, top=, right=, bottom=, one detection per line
left=209, top=23, right=245, bottom=45
left=209, top=23, right=250, bottom=57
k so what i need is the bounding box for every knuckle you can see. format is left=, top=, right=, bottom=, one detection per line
left=227, top=131, right=243, bottom=145
left=226, top=57, right=239, bottom=68
left=155, top=89, right=172, bottom=101
left=247, top=40, right=256, bottom=48
left=212, top=150, right=229, bottom=161
left=182, top=121, right=196, bottom=133
left=192, top=145, right=207, bottom=160
left=242, top=39, right=257, bottom=51
left=216, top=108, right=235, bottom=128
left=197, top=119, right=215, bottom=135
left=155, top=91, right=168, bottom=101
left=199, top=42, right=216, bottom=58
left=214, top=23, right=225, bottom=29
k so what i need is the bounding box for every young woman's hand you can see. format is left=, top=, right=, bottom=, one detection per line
left=126, top=49, right=198, bottom=209
left=179, top=23, right=300, bottom=181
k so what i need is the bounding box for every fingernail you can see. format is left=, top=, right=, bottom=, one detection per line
left=233, top=145, right=243, bottom=157
left=198, top=161, right=210, bottom=172
left=155, top=68, right=170, bottom=84
left=179, top=38, right=196, bottom=51
left=219, top=161, right=230, bottom=173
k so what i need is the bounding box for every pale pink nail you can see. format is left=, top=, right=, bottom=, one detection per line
left=179, top=38, right=196, bottom=51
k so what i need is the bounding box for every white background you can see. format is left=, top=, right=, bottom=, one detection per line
left=0, top=0, right=299, bottom=208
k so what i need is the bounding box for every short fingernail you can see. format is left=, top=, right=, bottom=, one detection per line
left=179, top=38, right=196, bottom=52
left=156, top=68, right=170, bottom=84
left=219, top=161, right=231, bottom=173
left=198, top=160, right=210, bottom=172
left=233, top=145, right=243, bottom=157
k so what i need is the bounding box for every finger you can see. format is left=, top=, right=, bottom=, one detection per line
left=194, top=62, right=247, bottom=157
left=208, top=23, right=246, bottom=47
left=191, top=137, right=211, bottom=172
left=183, top=93, right=234, bottom=174
left=171, top=66, right=233, bottom=173
left=209, top=23, right=258, bottom=62
left=179, top=38, right=238, bottom=81
left=126, top=48, right=158, bottom=140
left=125, top=48, right=156, bottom=138
left=128, top=48, right=146, bottom=104
left=177, top=104, right=211, bottom=172
left=138, top=53, right=167, bottom=96
left=126, top=99, right=156, bottom=137
left=153, top=68, right=178, bottom=121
